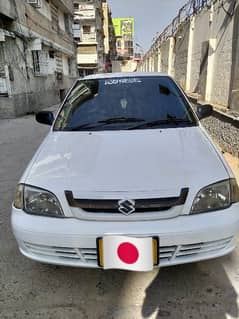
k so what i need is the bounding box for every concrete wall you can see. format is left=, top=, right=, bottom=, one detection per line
left=153, top=52, right=158, bottom=72
left=210, top=0, right=235, bottom=107
left=140, top=0, right=239, bottom=112
left=0, top=0, right=16, bottom=20
left=160, top=39, right=170, bottom=73
left=174, top=21, right=190, bottom=88
left=189, top=9, right=211, bottom=94
left=112, top=60, right=138, bottom=73
left=38, top=0, right=52, bottom=20
left=230, top=3, right=239, bottom=111
left=112, top=61, right=122, bottom=72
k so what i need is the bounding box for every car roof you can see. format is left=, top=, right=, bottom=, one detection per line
left=81, top=72, right=169, bottom=80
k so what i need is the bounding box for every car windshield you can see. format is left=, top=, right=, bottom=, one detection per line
left=54, top=76, right=197, bottom=131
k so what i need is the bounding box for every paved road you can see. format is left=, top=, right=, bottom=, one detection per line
left=1, top=112, right=239, bottom=319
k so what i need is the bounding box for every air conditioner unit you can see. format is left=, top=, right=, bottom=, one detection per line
left=27, top=0, right=42, bottom=8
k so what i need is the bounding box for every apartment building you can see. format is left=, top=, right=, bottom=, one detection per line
left=0, top=0, right=77, bottom=118
left=73, top=0, right=116, bottom=76
left=113, top=18, right=134, bottom=60
left=102, top=0, right=116, bottom=71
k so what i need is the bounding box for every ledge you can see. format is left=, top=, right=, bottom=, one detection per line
left=187, top=93, right=239, bottom=128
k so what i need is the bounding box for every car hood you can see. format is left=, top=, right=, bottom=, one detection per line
left=23, top=127, right=229, bottom=199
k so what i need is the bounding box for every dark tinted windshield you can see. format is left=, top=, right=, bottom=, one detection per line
left=54, top=76, right=197, bottom=131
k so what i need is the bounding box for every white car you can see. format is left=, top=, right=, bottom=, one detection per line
left=12, top=73, right=239, bottom=271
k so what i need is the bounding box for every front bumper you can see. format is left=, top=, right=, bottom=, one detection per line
left=11, top=204, right=239, bottom=268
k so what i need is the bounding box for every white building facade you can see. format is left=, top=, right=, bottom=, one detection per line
left=0, top=0, right=77, bottom=118
left=73, top=0, right=105, bottom=76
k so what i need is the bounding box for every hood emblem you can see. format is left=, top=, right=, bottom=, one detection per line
left=118, top=199, right=136, bottom=215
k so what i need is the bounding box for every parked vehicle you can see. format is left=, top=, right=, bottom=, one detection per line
left=12, top=73, right=239, bottom=271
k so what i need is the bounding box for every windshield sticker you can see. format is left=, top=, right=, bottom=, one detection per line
left=104, top=78, right=142, bottom=86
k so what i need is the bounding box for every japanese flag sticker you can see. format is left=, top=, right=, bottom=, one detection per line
left=97, top=236, right=159, bottom=272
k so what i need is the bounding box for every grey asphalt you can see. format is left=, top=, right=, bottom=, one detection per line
left=0, top=110, right=239, bottom=319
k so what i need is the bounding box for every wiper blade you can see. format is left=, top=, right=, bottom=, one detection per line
left=128, top=118, right=193, bottom=130
left=63, top=115, right=193, bottom=131
left=63, top=117, right=145, bottom=131
left=63, top=122, right=104, bottom=131
left=99, top=117, right=145, bottom=124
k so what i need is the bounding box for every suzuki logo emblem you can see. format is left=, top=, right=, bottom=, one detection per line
left=118, top=199, right=136, bottom=215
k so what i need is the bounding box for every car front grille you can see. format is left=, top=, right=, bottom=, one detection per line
left=65, top=188, right=189, bottom=214
left=23, top=237, right=233, bottom=267
left=23, top=242, right=98, bottom=264
left=159, top=237, right=233, bottom=263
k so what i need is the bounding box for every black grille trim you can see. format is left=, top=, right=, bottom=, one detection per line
left=65, top=188, right=189, bottom=213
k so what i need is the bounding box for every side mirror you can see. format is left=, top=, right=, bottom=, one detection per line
left=196, top=104, right=213, bottom=120
left=35, top=111, right=54, bottom=126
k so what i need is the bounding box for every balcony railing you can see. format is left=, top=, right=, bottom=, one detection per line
left=82, top=33, right=97, bottom=42
left=74, top=12, right=96, bottom=20
left=74, top=4, right=96, bottom=19
left=77, top=53, right=98, bottom=65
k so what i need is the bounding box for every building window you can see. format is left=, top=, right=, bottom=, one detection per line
left=0, top=44, right=5, bottom=77
left=50, top=3, right=59, bottom=32
left=83, top=25, right=91, bottom=34
left=73, top=23, right=81, bottom=39
left=55, top=53, right=63, bottom=73
left=32, top=50, right=48, bottom=76
left=128, top=48, right=134, bottom=56
left=0, top=44, right=7, bottom=95
left=74, top=3, right=79, bottom=10
left=124, top=41, right=133, bottom=49
left=117, top=39, right=121, bottom=49
left=27, top=0, right=41, bottom=8
left=64, top=14, right=71, bottom=34
left=49, top=51, right=55, bottom=59
left=68, top=57, right=75, bottom=77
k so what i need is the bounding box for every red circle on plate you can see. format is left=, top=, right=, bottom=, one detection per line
left=117, top=242, right=139, bottom=264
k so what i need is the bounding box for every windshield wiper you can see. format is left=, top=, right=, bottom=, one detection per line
left=128, top=116, right=193, bottom=130
left=63, top=117, right=145, bottom=131
left=63, top=122, right=105, bottom=131
left=99, top=117, right=145, bottom=124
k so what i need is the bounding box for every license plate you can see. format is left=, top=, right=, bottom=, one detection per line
left=97, top=236, right=159, bottom=271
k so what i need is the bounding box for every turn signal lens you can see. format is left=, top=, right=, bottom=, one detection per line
left=13, top=184, right=24, bottom=209
left=230, top=178, right=239, bottom=203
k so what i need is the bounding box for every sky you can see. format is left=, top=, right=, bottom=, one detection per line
left=107, top=0, right=187, bottom=52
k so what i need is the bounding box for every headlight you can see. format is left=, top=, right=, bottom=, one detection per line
left=13, top=184, right=64, bottom=217
left=191, top=179, right=239, bottom=214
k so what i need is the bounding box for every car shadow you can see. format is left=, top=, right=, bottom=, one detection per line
left=142, top=258, right=238, bottom=319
